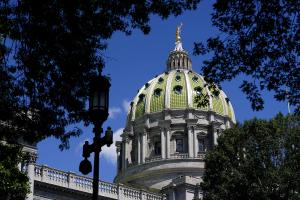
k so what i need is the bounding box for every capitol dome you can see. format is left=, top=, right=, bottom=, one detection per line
left=128, top=69, right=235, bottom=123
left=115, top=26, right=235, bottom=192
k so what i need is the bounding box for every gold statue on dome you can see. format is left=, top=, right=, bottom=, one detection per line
left=176, top=23, right=183, bottom=43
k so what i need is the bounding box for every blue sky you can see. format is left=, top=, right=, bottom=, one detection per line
left=37, top=0, right=290, bottom=182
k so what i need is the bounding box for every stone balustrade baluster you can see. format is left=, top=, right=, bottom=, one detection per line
left=33, top=164, right=165, bottom=200
left=67, top=171, right=75, bottom=189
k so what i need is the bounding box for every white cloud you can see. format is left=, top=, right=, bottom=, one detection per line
left=122, top=100, right=131, bottom=113
left=101, top=128, right=123, bottom=165
left=109, top=107, right=122, bottom=119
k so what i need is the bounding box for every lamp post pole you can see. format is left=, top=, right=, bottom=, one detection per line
left=79, top=73, right=112, bottom=200
left=92, top=123, right=101, bottom=200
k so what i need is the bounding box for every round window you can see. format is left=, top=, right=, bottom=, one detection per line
left=174, top=85, right=183, bottom=94
left=175, top=75, right=181, bottom=82
left=194, top=87, right=202, bottom=95
left=154, top=88, right=162, bottom=97
left=158, top=77, right=164, bottom=84
left=138, top=94, right=145, bottom=102
left=192, top=76, right=199, bottom=82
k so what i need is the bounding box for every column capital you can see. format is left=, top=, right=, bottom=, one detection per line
left=116, top=141, right=122, bottom=153
left=185, top=119, right=198, bottom=129
left=211, top=120, right=223, bottom=128
left=121, top=132, right=130, bottom=143
left=28, top=152, right=38, bottom=164
left=140, top=128, right=148, bottom=136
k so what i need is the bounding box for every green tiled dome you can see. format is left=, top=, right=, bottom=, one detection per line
left=129, top=70, right=236, bottom=122
left=127, top=35, right=236, bottom=123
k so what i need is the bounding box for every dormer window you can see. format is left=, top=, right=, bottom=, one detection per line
left=158, top=77, right=164, bottom=84
left=174, top=85, right=183, bottom=94
left=138, top=94, right=145, bottom=103
left=194, top=86, right=202, bottom=95
left=153, top=88, right=162, bottom=97
left=145, top=83, right=149, bottom=88
left=192, top=76, right=199, bottom=82
left=175, top=75, right=181, bottom=82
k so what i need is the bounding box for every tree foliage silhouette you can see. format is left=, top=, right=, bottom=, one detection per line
left=0, top=0, right=200, bottom=147
left=0, top=1, right=200, bottom=198
left=202, top=114, right=300, bottom=200
left=0, top=143, right=29, bottom=200
left=194, top=0, right=299, bottom=113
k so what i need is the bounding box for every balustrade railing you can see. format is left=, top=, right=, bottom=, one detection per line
left=129, top=153, right=205, bottom=167
left=197, top=152, right=205, bottom=159
left=145, top=155, right=162, bottom=163
left=170, top=153, right=189, bottom=159
left=34, top=164, right=165, bottom=200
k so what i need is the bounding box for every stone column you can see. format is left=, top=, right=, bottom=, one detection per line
left=122, top=136, right=129, bottom=171
left=26, top=153, right=37, bottom=200
left=137, top=134, right=141, bottom=164
left=116, top=142, right=121, bottom=172
left=166, top=128, right=170, bottom=159
left=193, top=128, right=198, bottom=158
left=213, top=130, right=218, bottom=145
left=159, top=120, right=171, bottom=159
left=186, top=119, right=198, bottom=158
left=187, top=126, right=193, bottom=158
left=141, top=130, right=147, bottom=163
left=211, top=121, right=222, bottom=146
left=160, top=128, right=166, bottom=159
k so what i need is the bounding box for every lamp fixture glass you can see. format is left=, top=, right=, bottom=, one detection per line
left=89, top=75, right=111, bottom=123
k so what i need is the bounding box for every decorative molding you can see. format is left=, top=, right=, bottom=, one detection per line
left=158, top=120, right=171, bottom=129
left=183, top=70, right=193, bottom=107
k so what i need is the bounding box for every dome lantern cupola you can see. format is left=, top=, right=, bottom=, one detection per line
left=166, top=23, right=192, bottom=71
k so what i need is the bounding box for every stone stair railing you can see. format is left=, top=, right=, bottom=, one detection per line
left=34, top=164, right=165, bottom=200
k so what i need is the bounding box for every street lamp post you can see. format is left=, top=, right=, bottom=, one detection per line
left=79, top=74, right=113, bottom=200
